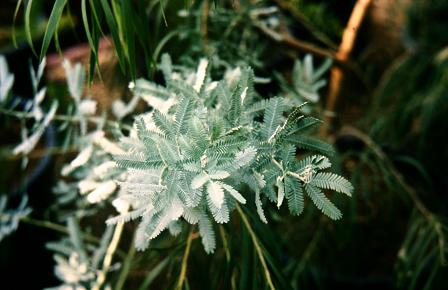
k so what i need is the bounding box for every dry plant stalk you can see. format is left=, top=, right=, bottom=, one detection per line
left=321, top=0, right=372, bottom=136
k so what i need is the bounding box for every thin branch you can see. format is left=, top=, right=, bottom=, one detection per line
left=251, top=19, right=337, bottom=61
left=271, top=0, right=338, bottom=49
left=20, top=216, right=100, bottom=244
left=321, top=0, right=372, bottom=136
left=92, top=221, right=125, bottom=290
left=201, top=0, right=210, bottom=52
left=236, top=204, right=277, bottom=290
left=12, top=215, right=126, bottom=259
left=176, top=229, right=195, bottom=290
left=281, top=34, right=337, bottom=60
left=0, top=107, right=132, bottom=131
left=251, top=18, right=370, bottom=89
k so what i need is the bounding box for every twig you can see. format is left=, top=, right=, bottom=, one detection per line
left=251, top=18, right=369, bottom=83
left=201, top=0, right=210, bottom=52
left=282, top=34, right=337, bottom=60
left=13, top=215, right=126, bottom=259
left=20, top=216, right=100, bottom=244
left=176, top=229, right=195, bottom=290
left=271, top=0, right=338, bottom=49
left=321, top=0, right=372, bottom=136
left=236, top=204, right=277, bottom=290
left=92, top=221, right=125, bottom=290
left=251, top=20, right=337, bottom=61
left=0, top=107, right=132, bottom=131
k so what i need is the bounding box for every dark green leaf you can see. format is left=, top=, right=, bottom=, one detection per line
left=40, top=0, right=67, bottom=61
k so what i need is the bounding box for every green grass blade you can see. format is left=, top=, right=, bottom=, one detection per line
left=81, top=0, right=97, bottom=57
left=40, top=0, right=67, bottom=61
left=100, top=0, right=126, bottom=72
left=81, top=0, right=100, bottom=82
left=137, top=255, right=172, bottom=290
left=12, top=0, right=24, bottom=47
left=24, top=0, right=36, bottom=55
left=88, top=0, right=105, bottom=35
left=121, top=0, right=136, bottom=80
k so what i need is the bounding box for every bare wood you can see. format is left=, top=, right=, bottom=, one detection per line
left=201, top=0, right=210, bottom=51
left=282, top=34, right=337, bottom=60
left=321, top=0, right=372, bottom=136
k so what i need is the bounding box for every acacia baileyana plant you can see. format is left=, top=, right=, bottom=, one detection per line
left=105, top=55, right=353, bottom=253
left=1, top=54, right=353, bottom=289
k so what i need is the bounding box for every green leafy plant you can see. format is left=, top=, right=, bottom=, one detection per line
left=278, top=54, right=332, bottom=105
left=2, top=0, right=447, bottom=289
left=107, top=55, right=352, bottom=252
left=0, top=52, right=352, bottom=289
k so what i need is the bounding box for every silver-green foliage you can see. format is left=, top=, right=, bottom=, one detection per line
left=107, top=55, right=353, bottom=253
left=276, top=54, right=332, bottom=108
left=0, top=195, right=31, bottom=242
left=45, top=218, right=114, bottom=290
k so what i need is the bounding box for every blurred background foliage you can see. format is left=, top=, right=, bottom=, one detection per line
left=0, top=0, right=447, bottom=289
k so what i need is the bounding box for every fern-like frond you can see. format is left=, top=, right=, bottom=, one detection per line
left=155, top=137, right=179, bottom=165
left=174, top=96, right=194, bottom=135
left=198, top=212, right=216, bottom=253
left=287, top=135, right=335, bottom=156
left=106, top=207, right=148, bottom=225
left=152, top=110, right=175, bottom=138
left=208, top=170, right=230, bottom=180
left=183, top=208, right=200, bottom=224
left=159, top=53, right=173, bottom=82
left=295, top=155, right=331, bottom=172
left=192, top=173, right=209, bottom=189
left=280, top=144, right=297, bottom=167
left=276, top=177, right=285, bottom=208
left=148, top=198, right=184, bottom=240
left=187, top=117, right=209, bottom=156
left=239, top=67, right=255, bottom=104
left=305, top=184, right=342, bottom=220
left=220, top=182, right=246, bottom=204
left=117, top=181, right=166, bottom=195
left=255, top=190, right=268, bottom=223
left=261, top=97, right=285, bottom=140
left=245, top=99, right=270, bottom=118
left=310, top=172, right=353, bottom=196
left=233, top=146, right=257, bottom=169
left=227, top=85, right=243, bottom=126
left=284, top=176, right=304, bottom=216
left=207, top=137, right=245, bottom=159
left=167, top=79, right=200, bottom=101
left=114, top=156, right=164, bottom=170
left=102, top=56, right=353, bottom=254
left=207, top=195, right=230, bottom=224
left=177, top=174, right=202, bottom=207
left=132, top=78, right=172, bottom=100
left=135, top=213, right=156, bottom=251
left=207, top=181, right=225, bottom=209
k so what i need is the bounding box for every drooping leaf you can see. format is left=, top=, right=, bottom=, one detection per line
left=40, top=0, right=67, bottom=61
